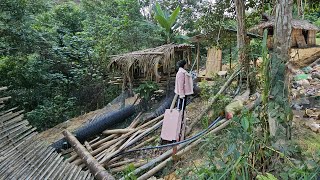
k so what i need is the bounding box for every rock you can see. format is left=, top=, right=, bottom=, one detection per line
left=296, top=79, right=310, bottom=87
left=292, top=104, right=302, bottom=110
left=308, top=122, right=320, bottom=133
left=311, top=72, right=320, bottom=79
left=217, top=71, right=228, bottom=78
left=302, top=66, right=313, bottom=73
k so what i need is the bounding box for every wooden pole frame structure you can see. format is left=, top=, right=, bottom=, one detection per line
left=63, top=130, right=115, bottom=180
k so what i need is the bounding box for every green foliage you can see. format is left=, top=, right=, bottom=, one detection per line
left=26, top=96, right=77, bottom=131
left=134, top=81, right=159, bottom=101
left=178, top=108, right=320, bottom=179
left=256, top=173, right=278, bottom=180
left=154, top=2, right=180, bottom=43
left=0, top=0, right=162, bottom=131
left=122, top=163, right=137, bottom=180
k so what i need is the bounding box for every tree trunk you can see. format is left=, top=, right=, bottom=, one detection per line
left=235, top=0, right=249, bottom=87
left=63, top=130, right=115, bottom=180
left=270, top=0, right=293, bottom=139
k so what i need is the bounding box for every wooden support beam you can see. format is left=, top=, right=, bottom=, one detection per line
left=197, top=42, right=200, bottom=74
left=63, top=130, right=115, bottom=180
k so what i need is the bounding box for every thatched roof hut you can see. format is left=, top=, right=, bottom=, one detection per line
left=250, top=14, right=319, bottom=48
left=108, top=44, right=193, bottom=90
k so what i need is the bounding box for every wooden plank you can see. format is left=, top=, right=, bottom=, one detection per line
left=206, top=47, right=222, bottom=77
left=296, top=35, right=307, bottom=48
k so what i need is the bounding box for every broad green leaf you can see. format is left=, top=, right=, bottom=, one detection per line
left=154, top=2, right=165, bottom=19
left=155, top=15, right=170, bottom=31
left=256, top=173, right=278, bottom=180
left=169, top=6, right=180, bottom=26
left=241, top=117, right=249, bottom=131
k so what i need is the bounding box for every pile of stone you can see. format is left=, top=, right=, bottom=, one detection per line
left=291, top=59, right=320, bottom=133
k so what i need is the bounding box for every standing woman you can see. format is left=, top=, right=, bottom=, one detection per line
left=174, top=60, right=194, bottom=111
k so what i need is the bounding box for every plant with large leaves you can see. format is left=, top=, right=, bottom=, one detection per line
left=154, top=2, right=180, bottom=43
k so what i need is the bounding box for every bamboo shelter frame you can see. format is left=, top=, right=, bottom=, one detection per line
left=108, top=44, right=193, bottom=87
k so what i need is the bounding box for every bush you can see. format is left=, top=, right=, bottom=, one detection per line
left=26, top=96, right=77, bottom=131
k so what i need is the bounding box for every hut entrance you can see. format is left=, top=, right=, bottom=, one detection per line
left=302, top=30, right=308, bottom=44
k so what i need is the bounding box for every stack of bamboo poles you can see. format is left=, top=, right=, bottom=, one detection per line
left=66, top=111, right=167, bottom=173
left=0, top=87, right=94, bottom=179
left=64, top=70, right=243, bottom=179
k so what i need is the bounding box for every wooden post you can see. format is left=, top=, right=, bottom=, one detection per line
left=197, top=41, right=200, bottom=74
left=121, top=74, right=127, bottom=108
left=63, top=130, right=115, bottom=180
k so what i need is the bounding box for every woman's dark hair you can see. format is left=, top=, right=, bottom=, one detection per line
left=177, top=60, right=187, bottom=68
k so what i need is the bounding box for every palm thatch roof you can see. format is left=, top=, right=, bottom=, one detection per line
left=108, top=44, right=192, bottom=81
left=249, top=15, right=320, bottom=34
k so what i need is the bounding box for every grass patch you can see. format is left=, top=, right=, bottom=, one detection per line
left=316, top=38, right=320, bottom=45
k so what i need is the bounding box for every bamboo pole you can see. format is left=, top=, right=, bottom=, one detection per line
left=63, top=130, right=115, bottom=180
left=186, top=69, right=240, bottom=135
left=110, top=161, right=147, bottom=173
left=108, top=159, right=135, bottom=168
left=137, top=120, right=230, bottom=180
left=197, top=42, right=200, bottom=74
left=72, top=115, right=163, bottom=165
left=136, top=93, right=261, bottom=180
left=103, top=129, right=134, bottom=135
left=100, top=119, right=164, bottom=164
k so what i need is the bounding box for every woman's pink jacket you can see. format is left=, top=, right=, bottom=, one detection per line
left=174, top=68, right=194, bottom=98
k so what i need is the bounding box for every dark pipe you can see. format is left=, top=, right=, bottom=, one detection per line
left=51, top=105, right=136, bottom=151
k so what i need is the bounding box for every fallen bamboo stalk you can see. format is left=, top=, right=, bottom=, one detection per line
left=72, top=115, right=163, bottom=165
left=106, top=136, right=157, bottom=166
left=103, top=129, right=134, bottom=135
left=89, top=136, right=101, bottom=145
left=129, top=112, right=142, bottom=128
left=137, top=120, right=230, bottom=180
left=110, top=160, right=147, bottom=173
left=136, top=93, right=261, bottom=180
left=108, top=159, right=135, bottom=168
left=84, top=141, right=93, bottom=152
left=130, top=137, right=157, bottom=150
left=186, top=70, right=240, bottom=135
left=91, top=134, right=118, bottom=149
left=62, top=130, right=115, bottom=180
left=68, top=134, right=118, bottom=163
left=119, top=130, right=143, bottom=150
left=101, top=119, right=164, bottom=164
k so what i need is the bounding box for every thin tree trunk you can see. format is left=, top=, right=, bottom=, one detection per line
left=63, top=130, right=115, bottom=180
left=235, top=0, right=249, bottom=87
left=271, top=0, right=293, bottom=139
